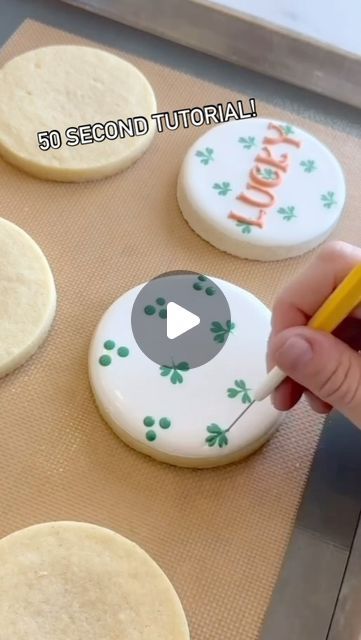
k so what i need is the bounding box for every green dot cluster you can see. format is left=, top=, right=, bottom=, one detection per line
left=193, top=275, right=216, bottom=296
left=143, top=416, right=172, bottom=442
left=144, top=297, right=167, bottom=319
left=98, top=340, right=130, bottom=366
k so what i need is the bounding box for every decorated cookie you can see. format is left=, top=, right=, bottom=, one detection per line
left=0, top=46, right=156, bottom=181
left=177, top=119, right=346, bottom=261
left=0, top=522, right=190, bottom=639
left=89, top=277, right=281, bottom=468
left=0, top=217, right=56, bottom=377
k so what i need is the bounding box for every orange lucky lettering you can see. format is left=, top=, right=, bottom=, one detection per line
left=228, top=209, right=267, bottom=229
left=255, top=146, right=289, bottom=173
left=238, top=183, right=275, bottom=208
left=263, top=122, right=302, bottom=148
left=227, top=122, right=301, bottom=230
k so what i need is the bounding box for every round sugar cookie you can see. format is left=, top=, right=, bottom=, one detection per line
left=177, top=118, right=346, bottom=261
left=89, top=277, right=281, bottom=468
left=0, top=218, right=56, bottom=377
left=0, top=521, right=190, bottom=640
left=0, top=46, right=157, bottom=181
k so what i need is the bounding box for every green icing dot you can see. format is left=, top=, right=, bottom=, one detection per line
left=143, top=416, right=155, bottom=427
left=144, top=305, right=156, bottom=316
left=159, top=308, right=167, bottom=319
left=117, top=346, right=129, bottom=358
left=156, top=297, right=166, bottom=306
left=159, top=417, right=171, bottom=429
left=193, top=283, right=203, bottom=291
left=146, top=430, right=157, bottom=442
left=198, top=275, right=207, bottom=282
left=99, top=354, right=111, bottom=366
left=103, top=340, right=115, bottom=350
left=205, top=287, right=216, bottom=296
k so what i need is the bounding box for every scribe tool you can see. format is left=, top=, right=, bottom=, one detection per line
left=230, top=263, right=361, bottom=426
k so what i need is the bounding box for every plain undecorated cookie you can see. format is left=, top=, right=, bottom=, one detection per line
left=0, top=521, right=190, bottom=640
left=0, top=217, right=56, bottom=377
left=177, top=118, right=346, bottom=261
left=89, top=276, right=281, bottom=467
left=0, top=46, right=157, bottom=181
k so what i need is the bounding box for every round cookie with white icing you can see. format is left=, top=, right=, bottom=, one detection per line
left=0, top=217, right=56, bottom=377
left=177, top=118, right=346, bottom=261
left=0, top=46, right=156, bottom=181
left=0, top=521, right=190, bottom=639
left=89, top=277, right=281, bottom=468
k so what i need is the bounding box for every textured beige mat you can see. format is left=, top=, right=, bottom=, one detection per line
left=0, top=20, right=360, bottom=640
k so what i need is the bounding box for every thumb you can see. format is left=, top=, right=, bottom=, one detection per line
left=271, top=326, right=361, bottom=427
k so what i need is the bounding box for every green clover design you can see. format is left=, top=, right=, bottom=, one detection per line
left=277, top=206, right=297, bottom=221
left=321, top=191, right=337, bottom=209
left=195, top=147, right=214, bottom=165
left=238, top=136, right=256, bottom=150
left=160, top=361, right=190, bottom=384
left=210, top=320, right=235, bottom=344
left=259, top=167, right=277, bottom=180
left=300, top=159, right=316, bottom=173
left=205, top=380, right=253, bottom=448
left=281, top=124, right=295, bottom=136
left=213, top=181, right=232, bottom=196
left=236, top=222, right=252, bottom=234
left=205, top=424, right=229, bottom=448
left=227, top=379, right=252, bottom=404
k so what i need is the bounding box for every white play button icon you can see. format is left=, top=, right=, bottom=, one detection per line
left=166, top=302, right=200, bottom=340
left=131, top=270, right=232, bottom=368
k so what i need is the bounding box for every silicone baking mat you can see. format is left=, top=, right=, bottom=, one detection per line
left=0, top=20, right=360, bottom=640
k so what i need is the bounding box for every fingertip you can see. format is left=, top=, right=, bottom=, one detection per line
left=305, top=392, right=332, bottom=414
left=272, top=378, right=303, bottom=411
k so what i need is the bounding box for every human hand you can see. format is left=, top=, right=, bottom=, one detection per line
left=268, top=242, right=361, bottom=428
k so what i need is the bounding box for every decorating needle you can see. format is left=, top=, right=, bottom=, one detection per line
left=228, top=263, right=361, bottom=428
left=227, top=400, right=256, bottom=429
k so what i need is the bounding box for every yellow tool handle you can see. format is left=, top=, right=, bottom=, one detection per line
left=309, top=263, right=361, bottom=332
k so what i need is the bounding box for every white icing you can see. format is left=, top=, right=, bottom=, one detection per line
left=89, top=277, right=281, bottom=468
left=177, top=119, right=346, bottom=261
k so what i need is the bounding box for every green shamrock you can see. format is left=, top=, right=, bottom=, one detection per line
left=281, top=124, right=295, bottom=136
left=300, top=159, right=316, bottom=173
left=321, top=191, right=337, bottom=209
left=160, top=361, right=190, bottom=384
left=236, top=222, right=252, bottom=234
left=205, top=424, right=229, bottom=448
left=277, top=206, right=297, bottom=221
left=195, top=147, right=214, bottom=165
left=238, top=136, right=256, bottom=150
left=210, top=320, right=235, bottom=344
left=227, top=379, right=252, bottom=404
left=259, top=167, right=277, bottom=180
left=213, top=181, right=232, bottom=196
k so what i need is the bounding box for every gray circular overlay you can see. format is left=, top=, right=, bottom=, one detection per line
left=131, top=271, right=232, bottom=369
